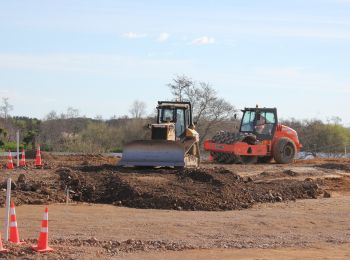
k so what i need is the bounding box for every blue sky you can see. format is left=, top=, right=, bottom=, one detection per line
left=0, top=0, right=349, bottom=125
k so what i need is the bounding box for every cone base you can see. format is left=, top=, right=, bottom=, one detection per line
left=10, top=241, right=26, bottom=245
left=0, top=248, right=9, bottom=253
left=32, top=245, right=54, bottom=253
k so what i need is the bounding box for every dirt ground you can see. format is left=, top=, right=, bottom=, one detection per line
left=0, top=154, right=349, bottom=259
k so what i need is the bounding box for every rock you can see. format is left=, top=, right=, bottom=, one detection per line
left=323, top=191, right=331, bottom=198
left=17, top=174, right=26, bottom=183
left=276, top=196, right=283, bottom=202
left=243, top=176, right=254, bottom=183
left=283, top=170, right=298, bottom=176
left=41, top=187, right=50, bottom=195
left=113, top=201, right=122, bottom=206
left=32, top=199, right=45, bottom=204
left=260, top=171, right=270, bottom=176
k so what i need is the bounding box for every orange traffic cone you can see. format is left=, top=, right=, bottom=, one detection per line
left=9, top=202, right=25, bottom=244
left=0, top=232, right=9, bottom=253
left=32, top=207, right=53, bottom=253
left=35, top=145, right=43, bottom=168
left=19, top=149, right=26, bottom=167
left=7, top=151, right=14, bottom=170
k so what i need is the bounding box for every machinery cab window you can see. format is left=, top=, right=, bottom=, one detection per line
left=255, top=111, right=276, bottom=137
left=240, top=108, right=277, bottom=140
left=175, top=109, right=186, bottom=137
left=160, top=108, right=175, bottom=123
left=159, top=107, right=187, bottom=137
left=240, top=111, right=256, bottom=132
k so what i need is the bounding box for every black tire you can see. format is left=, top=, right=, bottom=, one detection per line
left=209, top=131, right=257, bottom=164
left=273, top=137, right=296, bottom=164
left=210, top=131, right=241, bottom=163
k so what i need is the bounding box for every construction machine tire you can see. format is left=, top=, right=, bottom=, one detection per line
left=273, top=137, right=296, bottom=164
left=236, top=135, right=258, bottom=164
left=210, top=131, right=240, bottom=163
left=209, top=131, right=258, bottom=164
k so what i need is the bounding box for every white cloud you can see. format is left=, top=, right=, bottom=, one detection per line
left=122, top=32, right=147, bottom=39
left=157, top=32, right=170, bottom=42
left=191, top=36, right=215, bottom=45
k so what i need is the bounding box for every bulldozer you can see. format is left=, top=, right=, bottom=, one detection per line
left=204, top=106, right=302, bottom=164
left=119, top=101, right=200, bottom=168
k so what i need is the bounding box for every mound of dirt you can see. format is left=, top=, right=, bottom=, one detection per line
left=0, top=172, right=67, bottom=206
left=57, top=166, right=321, bottom=211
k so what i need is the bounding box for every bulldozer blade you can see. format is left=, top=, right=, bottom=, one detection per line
left=119, top=140, right=185, bottom=167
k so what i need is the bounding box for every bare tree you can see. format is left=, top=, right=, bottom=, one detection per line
left=45, top=110, right=58, bottom=120
left=129, top=100, right=147, bottom=118
left=0, top=97, right=14, bottom=119
left=167, top=75, right=194, bottom=101
left=66, top=107, right=80, bottom=118
left=168, top=75, right=237, bottom=144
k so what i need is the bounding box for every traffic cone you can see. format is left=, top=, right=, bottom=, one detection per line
left=0, top=232, right=9, bottom=253
left=6, top=151, right=14, bottom=170
left=32, top=207, right=53, bottom=253
left=9, top=202, right=25, bottom=244
left=35, top=145, right=43, bottom=168
left=19, top=149, right=26, bottom=167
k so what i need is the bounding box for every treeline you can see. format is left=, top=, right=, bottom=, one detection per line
left=0, top=113, right=348, bottom=154
left=0, top=115, right=236, bottom=153
left=0, top=76, right=349, bottom=154
left=0, top=116, right=151, bottom=153
left=281, top=118, right=350, bottom=153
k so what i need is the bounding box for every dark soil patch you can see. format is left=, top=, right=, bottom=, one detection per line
left=0, top=162, right=325, bottom=211
left=317, top=163, right=350, bottom=171
left=57, top=166, right=321, bottom=211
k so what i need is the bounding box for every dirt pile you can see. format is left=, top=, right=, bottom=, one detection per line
left=0, top=172, right=66, bottom=206
left=57, top=166, right=321, bottom=211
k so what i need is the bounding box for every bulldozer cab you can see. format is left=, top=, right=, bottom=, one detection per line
left=240, top=107, right=278, bottom=140
left=157, top=101, right=192, bottom=138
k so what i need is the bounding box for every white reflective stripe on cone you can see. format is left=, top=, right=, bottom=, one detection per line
left=41, top=227, right=48, bottom=233
left=10, top=221, right=17, bottom=227
left=43, top=213, right=48, bottom=220
left=10, top=208, right=15, bottom=214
